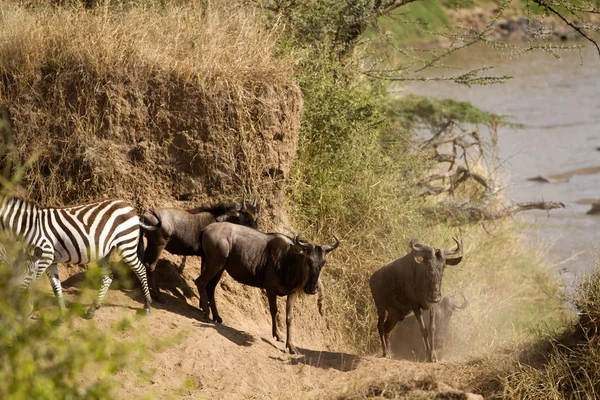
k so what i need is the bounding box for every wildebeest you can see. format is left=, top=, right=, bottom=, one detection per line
left=369, top=237, right=463, bottom=362
left=390, top=293, right=469, bottom=361
left=138, top=198, right=259, bottom=301
left=194, top=222, right=340, bottom=354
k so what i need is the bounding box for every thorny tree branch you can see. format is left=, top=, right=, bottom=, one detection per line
left=418, top=165, right=492, bottom=197
left=533, top=0, right=600, bottom=56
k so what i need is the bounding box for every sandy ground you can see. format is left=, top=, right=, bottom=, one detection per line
left=46, top=255, right=486, bottom=400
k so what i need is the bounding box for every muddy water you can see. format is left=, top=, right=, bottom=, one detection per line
left=405, top=44, right=600, bottom=290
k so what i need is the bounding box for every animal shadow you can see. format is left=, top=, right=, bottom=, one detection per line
left=154, top=258, right=198, bottom=301
left=262, top=337, right=361, bottom=372
left=194, top=320, right=257, bottom=347
left=290, top=347, right=361, bottom=371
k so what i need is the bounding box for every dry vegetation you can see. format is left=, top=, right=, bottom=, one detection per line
left=0, top=2, right=299, bottom=228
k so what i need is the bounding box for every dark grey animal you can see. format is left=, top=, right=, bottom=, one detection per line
left=390, top=293, right=469, bottom=361
left=138, top=198, right=259, bottom=301
left=194, top=222, right=340, bottom=354
left=369, top=237, right=463, bottom=362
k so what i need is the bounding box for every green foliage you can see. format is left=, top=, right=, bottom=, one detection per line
left=267, top=0, right=380, bottom=54
left=288, top=51, right=428, bottom=249
left=375, top=0, right=450, bottom=42
left=388, top=93, right=514, bottom=132
left=0, top=242, right=141, bottom=400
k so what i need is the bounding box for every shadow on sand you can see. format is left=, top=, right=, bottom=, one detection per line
left=262, top=337, right=362, bottom=372
left=58, top=259, right=201, bottom=319
left=193, top=320, right=257, bottom=347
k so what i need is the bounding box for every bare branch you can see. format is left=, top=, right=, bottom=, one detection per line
left=377, top=0, right=420, bottom=16
left=532, top=0, right=600, bottom=57
left=462, top=201, right=566, bottom=220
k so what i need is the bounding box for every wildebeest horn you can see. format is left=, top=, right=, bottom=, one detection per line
left=410, top=238, right=429, bottom=253
left=444, top=237, right=462, bottom=256
left=294, top=233, right=310, bottom=250
left=321, top=234, right=340, bottom=253
left=451, top=292, right=469, bottom=310
left=252, top=198, right=257, bottom=208
left=241, top=194, right=247, bottom=210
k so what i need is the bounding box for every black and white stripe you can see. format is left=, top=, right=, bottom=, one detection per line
left=0, top=241, right=37, bottom=292
left=0, top=196, right=155, bottom=319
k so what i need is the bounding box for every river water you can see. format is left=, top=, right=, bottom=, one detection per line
left=405, top=44, right=600, bottom=290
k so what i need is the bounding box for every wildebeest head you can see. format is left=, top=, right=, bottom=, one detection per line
left=293, top=233, right=340, bottom=294
left=433, top=292, right=469, bottom=351
left=210, top=196, right=260, bottom=229
left=410, top=237, right=462, bottom=306
left=237, top=196, right=260, bottom=229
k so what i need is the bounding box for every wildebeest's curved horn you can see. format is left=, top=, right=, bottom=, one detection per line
left=294, top=233, right=310, bottom=250
left=451, top=292, right=469, bottom=310
left=241, top=194, right=247, bottom=210
left=410, top=238, right=429, bottom=253
left=322, top=234, right=340, bottom=253
left=444, top=237, right=462, bottom=256
left=252, top=198, right=257, bottom=208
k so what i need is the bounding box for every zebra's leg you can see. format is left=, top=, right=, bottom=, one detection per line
left=118, top=242, right=152, bottom=316
left=45, top=263, right=67, bottom=323
left=85, top=255, right=113, bottom=319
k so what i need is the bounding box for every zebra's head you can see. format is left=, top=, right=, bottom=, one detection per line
left=0, top=243, right=42, bottom=289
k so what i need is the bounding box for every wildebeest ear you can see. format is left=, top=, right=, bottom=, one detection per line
left=446, top=256, right=462, bottom=266
left=414, top=255, right=424, bottom=264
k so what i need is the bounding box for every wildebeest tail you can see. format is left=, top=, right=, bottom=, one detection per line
left=139, top=209, right=161, bottom=231
left=137, top=209, right=161, bottom=262
left=137, top=231, right=145, bottom=263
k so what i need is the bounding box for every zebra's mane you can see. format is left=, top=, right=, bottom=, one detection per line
left=186, top=202, right=239, bottom=216
left=2, top=195, right=40, bottom=208
left=1, top=195, right=125, bottom=210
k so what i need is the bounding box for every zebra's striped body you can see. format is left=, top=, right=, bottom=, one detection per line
left=0, top=196, right=156, bottom=318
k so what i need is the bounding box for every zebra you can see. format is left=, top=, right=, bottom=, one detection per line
left=0, top=240, right=39, bottom=292
left=0, top=196, right=160, bottom=320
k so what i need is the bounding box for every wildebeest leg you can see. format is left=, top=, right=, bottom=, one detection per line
left=194, top=266, right=223, bottom=322
left=383, top=308, right=401, bottom=359
left=429, top=306, right=437, bottom=363
left=414, top=308, right=432, bottom=361
left=143, top=236, right=168, bottom=303
left=285, top=291, right=298, bottom=354
left=376, top=308, right=387, bottom=358
left=267, top=289, right=284, bottom=342
left=206, top=270, right=224, bottom=324
left=179, top=256, right=187, bottom=274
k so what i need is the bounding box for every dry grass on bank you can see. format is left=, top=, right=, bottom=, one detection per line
left=495, top=264, right=600, bottom=399
left=0, top=2, right=300, bottom=224
left=0, top=2, right=288, bottom=85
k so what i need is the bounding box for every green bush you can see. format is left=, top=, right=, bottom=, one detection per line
left=0, top=228, right=140, bottom=399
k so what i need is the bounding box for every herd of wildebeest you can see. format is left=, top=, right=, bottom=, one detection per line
left=0, top=194, right=467, bottom=363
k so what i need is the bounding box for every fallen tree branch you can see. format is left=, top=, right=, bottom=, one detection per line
left=418, top=165, right=492, bottom=196
left=461, top=200, right=566, bottom=220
